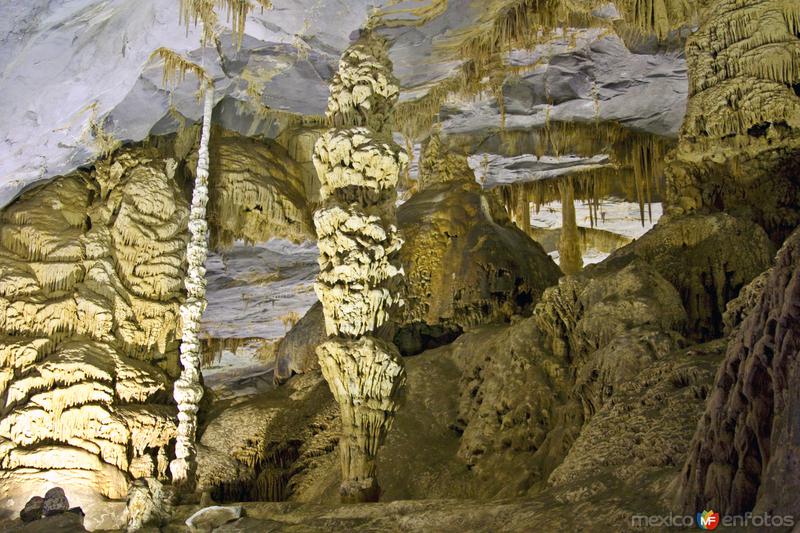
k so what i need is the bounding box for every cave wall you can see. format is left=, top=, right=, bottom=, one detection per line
left=665, top=0, right=800, bottom=244
left=0, top=148, right=187, bottom=511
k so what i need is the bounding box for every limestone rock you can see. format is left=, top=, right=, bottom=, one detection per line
left=550, top=340, right=725, bottom=501
left=312, top=34, right=407, bottom=502
left=447, top=260, right=687, bottom=491
left=6, top=510, right=87, bottom=532
left=274, top=302, right=326, bottom=384
left=594, top=213, right=774, bottom=339
left=126, top=478, right=174, bottom=532
left=275, top=178, right=562, bottom=378
left=19, top=496, right=43, bottom=522
left=195, top=372, right=339, bottom=503
left=185, top=505, right=242, bottom=532
left=42, top=487, right=68, bottom=516
left=313, top=128, right=408, bottom=201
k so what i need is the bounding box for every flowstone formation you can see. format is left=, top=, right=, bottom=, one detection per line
left=194, top=133, right=314, bottom=248
left=396, top=170, right=562, bottom=344
left=666, top=0, right=800, bottom=244
left=0, top=147, right=186, bottom=514
left=677, top=227, right=800, bottom=518
left=311, top=34, right=408, bottom=503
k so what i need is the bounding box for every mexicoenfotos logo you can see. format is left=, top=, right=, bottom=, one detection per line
left=697, top=510, right=720, bottom=530
left=631, top=510, right=794, bottom=529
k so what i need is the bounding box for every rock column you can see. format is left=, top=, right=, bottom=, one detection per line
left=558, top=177, right=582, bottom=275
left=170, top=81, right=214, bottom=490
left=312, top=35, right=408, bottom=503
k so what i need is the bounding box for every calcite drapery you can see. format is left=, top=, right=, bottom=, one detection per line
left=312, top=33, right=408, bottom=503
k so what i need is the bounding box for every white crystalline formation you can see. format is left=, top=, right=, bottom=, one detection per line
left=170, top=81, right=214, bottom=488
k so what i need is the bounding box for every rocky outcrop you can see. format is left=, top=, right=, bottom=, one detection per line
left=0, top=148, right=185, bottom=512
left=443, top=261, right=689, bottom=492
left=397, top=179, right=561, bottom=333
left=125, top=477, right=174, bottom=532
left=665, top=0, right=800, bottom=244
left=594, top=213, right=774, bottom=340
left=677, top=227, right=800, bottom=517
left=196, top=372, right=339, bottom=504
left=274, top=302, right=326, bottom=384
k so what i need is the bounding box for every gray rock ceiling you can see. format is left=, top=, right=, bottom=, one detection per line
left=0, top=0, right=688, bottom=208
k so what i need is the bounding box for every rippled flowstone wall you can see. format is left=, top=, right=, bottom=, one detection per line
left=0, top=148, right=187, bottom=513
left=666, top=0, right=800, bottom=244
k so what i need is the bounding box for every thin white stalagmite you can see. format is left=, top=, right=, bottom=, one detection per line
left=170, top=79, right=214, bottom=491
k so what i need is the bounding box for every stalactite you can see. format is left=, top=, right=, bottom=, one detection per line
left=312, top=33, right=407, bottom=503
left=179, top=0, right=273, bottom=46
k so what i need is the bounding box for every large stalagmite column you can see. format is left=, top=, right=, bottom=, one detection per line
left=312, top=34, right=408, bottom=503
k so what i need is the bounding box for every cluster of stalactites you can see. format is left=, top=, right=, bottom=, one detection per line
left=325, top=36, right=400, bottom=135
left=312, top=34, right=407, bottom=503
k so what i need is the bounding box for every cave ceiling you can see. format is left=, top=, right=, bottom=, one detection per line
left=0, top=0, right=689, bottom=208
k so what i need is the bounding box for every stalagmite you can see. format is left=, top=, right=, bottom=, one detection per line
left=557, top=178, right=582, bottom=275
left=312, top=33, right=408, bottom=503
left=170, top=80, right=214, bottom=491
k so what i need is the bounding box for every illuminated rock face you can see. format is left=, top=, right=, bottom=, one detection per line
left=0, top=148, right=186, bottom=511
left=312, top=34, right=408, bottom=503
left=195, top=133, right=314, bottom=248
left=666, top=0, right=800, bottom=244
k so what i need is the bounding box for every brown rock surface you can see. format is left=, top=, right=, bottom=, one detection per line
left=677, top=227, right=800, bottom=517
